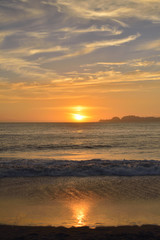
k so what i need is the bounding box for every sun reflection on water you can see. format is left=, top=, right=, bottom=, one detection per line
left=77, top=209, right=85, bottom=226
left=71, top=201, right=89, bottom=227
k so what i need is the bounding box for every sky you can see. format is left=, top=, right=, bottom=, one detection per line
left=0, top=0, right=160, bottom=122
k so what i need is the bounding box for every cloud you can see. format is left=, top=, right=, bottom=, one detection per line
left=138, top=39, right=160, bottom=51
left=0, top=30, right=15, bottom=44
left=0, top=65, right=160, bottom=104
left=58, top=25, right=123, bottom=36
left=81, top=62, right=127, bottom=68
left=81, top=58, right=158, bottom=68
left=0, top=54, right=59, bottom=80
left=40, top=33, right=140, bottom=62
left=29, top=46, right=69, bottom=55
left=0, top=0, right=44, bottom=24
left=84, top=33, right=140, bottom=51
left=0, top=1, right=159, bottom=91
left=54, top=0, right=160, bottom=22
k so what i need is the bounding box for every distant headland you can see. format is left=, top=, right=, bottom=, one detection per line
left=99, top=115, right=160, bottom=123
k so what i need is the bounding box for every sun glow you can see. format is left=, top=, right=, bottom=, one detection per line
left=70, top=106, right=89, bottom=122
left=73, top=114, right=86, bottom=121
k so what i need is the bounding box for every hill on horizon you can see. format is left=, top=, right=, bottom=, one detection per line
left=99, top=115, right=160, bottom=123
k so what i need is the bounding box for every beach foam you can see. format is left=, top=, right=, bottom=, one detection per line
left=0, top=158, right=160, bottom=177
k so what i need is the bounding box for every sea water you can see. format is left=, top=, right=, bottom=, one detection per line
left=0, top=122, right=160, bottom=227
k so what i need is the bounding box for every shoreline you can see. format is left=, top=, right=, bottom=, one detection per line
left=1, top=224, right=160, bottom=240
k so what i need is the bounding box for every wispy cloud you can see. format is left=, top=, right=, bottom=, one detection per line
left=54, top=0, right=160, bottom=22
left=138, top=39, right=160, bottom=51
left=40, top=33, right=140, bottom=63
left=29, top=46, right=69, bottom=55
left=0, top=0, right=44, bottom=24
left=84, top=33, right=140, bottom=51
left=0, top=0, right=160, bottom=121
left=1, top=69, right=160, bottom=104
left=0, top=30, right=15, bottom=44
left=0, top=54, right=59, bottom=80
left=57, top=25, right=123, bottom=36
left=81, top=58, right=159, bottom=69
left=81, top=62, right=127, bottom=68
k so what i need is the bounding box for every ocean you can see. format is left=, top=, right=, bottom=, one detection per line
left=0, top=122, right=160, bottom=227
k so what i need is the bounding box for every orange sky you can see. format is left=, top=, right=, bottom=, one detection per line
left=0, top=0, right=160, bottom=122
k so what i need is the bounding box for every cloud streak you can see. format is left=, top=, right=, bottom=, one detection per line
left=57, top=25, right=123, bottom=36
left=40, top=33, right=140, bottom=63
left=54, top=0, right=160, bottom=22
left=138, top=39, right=160, bottom=51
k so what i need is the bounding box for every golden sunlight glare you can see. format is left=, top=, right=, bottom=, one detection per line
left=73, top=114, right=85, bottom=121
left=71, top=201, right=89, bottom=227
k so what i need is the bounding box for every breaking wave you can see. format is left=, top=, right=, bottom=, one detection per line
left=0, top=158, right=160, bottom=178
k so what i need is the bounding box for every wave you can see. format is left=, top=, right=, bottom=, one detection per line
left=0, top=144, right=113, bottom=152
left=0, top=159, right=160, bottom=178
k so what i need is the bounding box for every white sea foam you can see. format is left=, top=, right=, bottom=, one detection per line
left=0, top=158, right=160, bottom=177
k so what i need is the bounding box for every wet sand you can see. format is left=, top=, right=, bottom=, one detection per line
left=1, top=177, right=160, bottom=227
left=1, top=224, right=160, bottom=240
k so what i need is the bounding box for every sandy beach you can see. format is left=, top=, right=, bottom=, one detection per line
left=1, top=224, right=160, bottom=240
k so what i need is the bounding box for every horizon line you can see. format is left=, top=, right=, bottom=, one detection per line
left=1, top=115, right=160, bottom=123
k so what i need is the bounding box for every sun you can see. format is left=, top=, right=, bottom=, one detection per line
left=73, top=114, right=85, bottom=121
left=70, top=106, right=89, bottom=122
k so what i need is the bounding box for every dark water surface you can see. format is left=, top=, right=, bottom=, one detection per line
left=1, top=122, right=160, bottom=162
